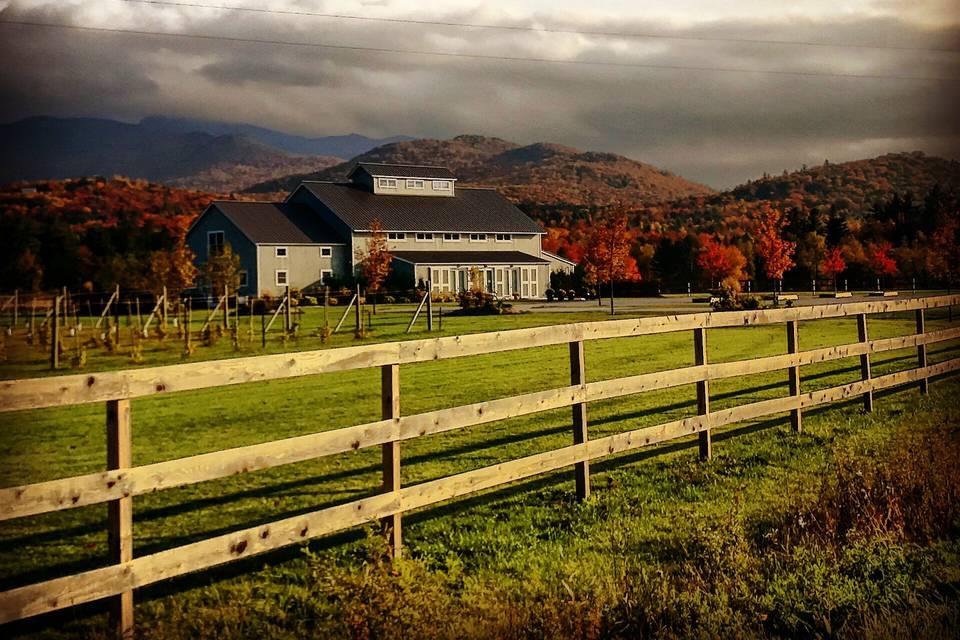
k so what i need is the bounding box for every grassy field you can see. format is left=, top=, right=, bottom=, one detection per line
left=1, top=303, right=959, bottom=638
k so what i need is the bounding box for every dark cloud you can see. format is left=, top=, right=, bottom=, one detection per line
left=0, top=2, right=957, bottom=188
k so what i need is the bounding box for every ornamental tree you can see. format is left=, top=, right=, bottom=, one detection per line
left=867, top=240, right=898, bottom=290
left=754, top=204, right=796, bottom=292
left=355, top=218, right=393, bottom=313
left=697, top=235, right=746, bottom=292
left=584, top=213, right=638, bottom=314
left=820, top=246, right=846, bottom=291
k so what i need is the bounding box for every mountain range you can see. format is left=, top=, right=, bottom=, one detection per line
left=247, top=134, right=715, bottom=206
left=0, top=116, right=410, bottom=192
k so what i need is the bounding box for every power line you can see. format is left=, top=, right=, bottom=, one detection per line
left=121, top=0, right=960, bottom=54
left=0, top=18, right=954, bottom=82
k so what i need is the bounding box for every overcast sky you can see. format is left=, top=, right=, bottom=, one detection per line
left=0, top=0, right=958, bottom=188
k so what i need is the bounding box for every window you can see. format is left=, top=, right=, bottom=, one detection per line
left=320, top=246, right=332, bottom=257
left=320, top=269, right=332, bottom=284
left=207, top=231, right=224, bottom=256
left=275, top=246, right=287, bottom=258
left=388, top=232, right=406, bottom=241
left=415, top=233, right=434, bottom=241
left=406, top=179, right=424, bottom=189
left=443, top=233, right=461, bottom=241
left=495, top=233, right=511, bottom=242
left=378, top=178, right=397, bottom=189
left=432, top=180, right=452, bottom=191
left=238, top=271, right=248, bottom=287
left=275, top=270, right=288, bottom=286
left=469, top=233, right=487, bottom=242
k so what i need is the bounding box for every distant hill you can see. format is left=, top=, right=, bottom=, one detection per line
left=0, top=116, right=346, bottom=192
left=139, top=116, right=414, bottom=159
left=728, top=152, right=960, bottom=212
left=247, top=134, right=715, bottom=207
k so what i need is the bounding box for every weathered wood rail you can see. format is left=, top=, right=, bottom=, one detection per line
left=1, top=295, right=959, bottom=636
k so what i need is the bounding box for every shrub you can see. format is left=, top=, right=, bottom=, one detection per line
left=383, top=295, right=396, bottom=304
left=545, top=288, right=555, bottom=301
left=301, top=296, right=318, bottom=306
left=328, top=297, right=339, bottom=306
left=566, top=289, right=577, bottom=301
left=711, top=287, right=764, bottom=312
left=456, top=290, right=507, bottom=315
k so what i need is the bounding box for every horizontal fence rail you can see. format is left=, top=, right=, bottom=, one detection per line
left=1, top=294, right=958, bottom=633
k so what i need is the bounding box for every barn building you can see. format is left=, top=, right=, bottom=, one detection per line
left=186, top=163, right=575, bottom=298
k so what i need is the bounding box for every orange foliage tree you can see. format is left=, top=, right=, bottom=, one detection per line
left=754, top=204, right=796, bottom=292
left=356, top=218, right=393, bottom=313
left=584, top=213, right=638, bottom=314
left=697, top=235, right=747, bottom=291
left=820, top=247, right=847, bottom=292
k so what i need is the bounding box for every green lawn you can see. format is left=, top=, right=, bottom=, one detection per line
left=1, top=305, right=959, bottom=638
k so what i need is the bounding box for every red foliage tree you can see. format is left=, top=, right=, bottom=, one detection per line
left=584, top=213, right=639, bottom=314
left=754, top=204, right=796, bottom=292
left=867, top=240, right=898, bottom=289
left=697, top=235, right=746, bottom=291
left=820, top=247, right=847, bottom=291
left=355, top=218, right=393, bottom=313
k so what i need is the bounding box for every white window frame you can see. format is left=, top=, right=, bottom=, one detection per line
left=406, top=179, right=424, bottom=190
left=275, top=246, right=288, bottom=258
left=469, top=233, right=487, bottom=242
left=415, top=232, right=434, bottom=242
left=320, top=246, right=332, bottom=257
left=443, top=233, right=461, bottom=242
left=320, top=269, right=332, bottom=284
left=275, top=269, right=288, bottom=286
left=495, top=233, right=512, bottom=242
left=388, top=232, right=406, bottom=241
left=207, top=230, right=225, bottom=256
left=238, top=270, right=248, bottom=287
left=378, top=177, right=398, bottom=189
left=432, top=180, right=452, bottom=191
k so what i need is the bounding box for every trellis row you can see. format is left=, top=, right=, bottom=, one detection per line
left=1, top=295, right=959, bottom=637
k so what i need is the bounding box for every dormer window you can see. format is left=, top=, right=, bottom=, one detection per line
left=406, top=179, right=424, bottom=189
left=379, top=178, right=397, bottom=189
left=433, top=180, right=452, bottom=191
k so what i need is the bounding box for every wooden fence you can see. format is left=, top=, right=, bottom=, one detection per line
left=1, top=295, right=959, bottom=636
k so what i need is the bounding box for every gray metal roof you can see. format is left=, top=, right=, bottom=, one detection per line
left=211, top=201, right=346, bottom=245
left=391, top=251, right=548, bottom=265
left=299, top=182, right=544, bottom=234
left=350, top=162, right=457, bottom=180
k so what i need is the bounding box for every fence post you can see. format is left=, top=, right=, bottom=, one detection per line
left=916, top=309, right=928, bottom=395
left=106, top=399, right=133, bottom=638
left=569, top=340, right=590, bottom=500
left=223, top=285, right=230, bottom=331
left=786, top=320, right=802, bottom=432
left=856, top=313, right=874, bottom=412
left=426, top=276, right=434, bottom=331
left=694, top=327, right=711, bottom=460
left=50, top=295, right=60, bottom=370
left=380, top=364, right=401, bottom=557
left=284, top=286, right=292, bottom=334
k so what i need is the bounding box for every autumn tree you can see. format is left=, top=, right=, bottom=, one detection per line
left=205, top=243, right=241, bottom=294
left=584, top=214, right=638, bottom=314
left=928, top=219, right=960, bottom=290
left=149, top=238, right=198, bottom=299
left=697, top=235, right=747, bottom=292
left=820, top=247, right=846, bottom=291
left=866, top=240, right=898, bottom=290
left=355, top=218, right=393, bottom=314
left=754, top=204, right=796, bottom=293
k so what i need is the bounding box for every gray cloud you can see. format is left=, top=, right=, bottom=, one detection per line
left=0, top=1, right=958, bottom=188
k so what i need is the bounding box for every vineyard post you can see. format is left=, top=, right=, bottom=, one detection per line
left=284, top=286, right=292, bottom=333
left=380, top=363, right=401, bottom=557
left=50, top=295, right=60, bottom=370
left=355, top=284, right=361, bottom=335
left=13, top=289, right=18, bottom=328
left=426, top=274, right=433, bottom=332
